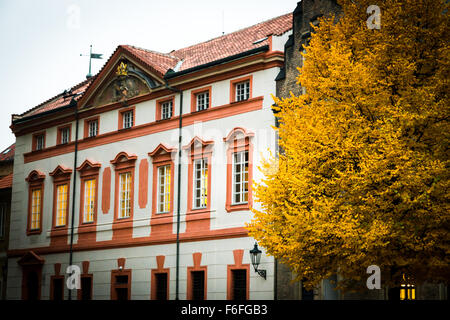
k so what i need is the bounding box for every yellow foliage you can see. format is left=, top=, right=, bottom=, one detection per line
left=247, top=0, right=450, bottom=291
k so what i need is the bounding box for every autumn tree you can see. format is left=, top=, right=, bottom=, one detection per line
left=248, top=0, right=450, bottom=292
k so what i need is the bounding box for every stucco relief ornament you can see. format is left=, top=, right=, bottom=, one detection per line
left=112, top=62, right=140, bottom=102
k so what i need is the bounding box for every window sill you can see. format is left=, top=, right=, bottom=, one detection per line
left=27, top=229, right=42, bottom=236
left=226, top=203, right=250, bottom=212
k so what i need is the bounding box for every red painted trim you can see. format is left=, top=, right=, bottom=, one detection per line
left=21, top=266, right=43, bottom=300
left=50, top=274, right=65, bottom=300
left=83, top=116, right=100, bottom=139
left=50, top=166, right=72, bottom=247
left=186, top=252, right=207, bottom=300
left=56, top=124, right=72, bottom=145
left=226, top=249, right=250, bottom=300
left=150, top=255, right=170, bottom=300
left=118, top=105, right=136, bottom=130
left=8, top=227, right=249, bottom=257
left=77, top=160, right=101, bottom=244
left=138, top=159, right=149, bottom=209
left=183, top=137, right=214, bottom=233
left=229, top=75, right=253, bottom=103
left=111, top=152, right=137, bottom=241
left=23, top=97, right=263, bottom=164
left=101, top=167, right=111, bottom=214
left=225, top=129, right=254, bottom=212
left=111, top=269, right=132, bottom=300
left=190, top=86, right=212, bottom=113
left=77, top=261, right=93, bottom=300
left=26, top=170, right=45, bottom=236
left=31, top=131, right=46, bottom=151
left=13, top=53, right=283, bottom=137
left=156, top=95, right=175, bottom=121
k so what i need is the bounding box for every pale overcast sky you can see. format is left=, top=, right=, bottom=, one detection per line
left=0, top=0, right=298, bottom=150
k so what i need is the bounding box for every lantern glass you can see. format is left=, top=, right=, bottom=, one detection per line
left=249, top=243, right=262, bottom=271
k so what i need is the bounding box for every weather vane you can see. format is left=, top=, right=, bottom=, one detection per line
left=80, top=44, right=103, bottom=79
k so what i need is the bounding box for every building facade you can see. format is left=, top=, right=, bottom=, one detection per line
left=6, top=14, right=293, bottom=300
left=0, top=144, right=14, bottom=300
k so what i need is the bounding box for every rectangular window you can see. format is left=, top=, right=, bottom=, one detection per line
left=36, top=135, right=45, bottom=151
left=123, top=110, right=133, bottom=129
left=30, top=189, right=42, bottom=230
left=118, top=172, right=132, bottom=219
left=196, top=91, right=209, bottom=111
left=191, top=271, right=205, bottom=300
left=157, top=165, right=171, bottom=213
left=155, top=273, right=168, bottom=300
left=235, top=81, right=250, bottom=102
left=232, top=151, right=249, bottom=205
left=55, top=184, right=68, bottom=227
left=0, top=203, right=5, bottom=238
left=193, top=159, right=208, bottom=209
left=88, top=120, right=98, bottom=138
left=61, top=127, right=70, bottom=144
left=161, top=101, right=173, bottom=120
left=51, top=278, right=64, bottom=301
left=80, top=277, right=92, bottom=300
left=232, top=269, right=247, bottom=300
left=83, top=179, right=96, bottom=223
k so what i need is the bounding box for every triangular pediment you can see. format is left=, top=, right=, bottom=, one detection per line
left=18, top=251, right=45, bottom=266
left=79, top=46, right=168, bottom=109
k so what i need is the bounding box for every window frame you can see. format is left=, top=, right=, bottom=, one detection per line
left=76, top=160, right=101, bottom=242
left=224, top=128, right=254, bottom=212
left=184, top=137, right=214, bottom=217
left=230, top=75, right=253, bottom=103
left=156, top=96, right=175, bottom=121
left=231, top=151, right=249, bottom=205
left=186, top=252, right=207, bottom=300
left=190, top=86, right=212, bottom=113
left=0, top=203, right=5, bottom=239
left=118, top=106, right=135, bottom=130
left=57, top=124, right=72, bottom=145
left=50, top=165, right=72, bottom=234
left=32, top=132, right=46, bottom=151
left=84, top=116, right=100, bottom=139
left=26, top=170, right=46, bottom=235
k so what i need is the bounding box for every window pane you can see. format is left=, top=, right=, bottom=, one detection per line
left=56, top=184, right=68, bottom=226
left=157, top=165, right=171, bottom=213
left=31, top=189, right=42, bottom=230
left=232, top=151, right=249, bottom=205
left=119, top=172, right=131, bottom=218
left=84, top=179, right=96, bottom=223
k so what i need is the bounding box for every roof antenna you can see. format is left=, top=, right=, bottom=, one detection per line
left=222, top=10, right=225, bottom=35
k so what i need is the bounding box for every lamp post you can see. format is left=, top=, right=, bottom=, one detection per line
left=249, top=243, right=266, bottom=280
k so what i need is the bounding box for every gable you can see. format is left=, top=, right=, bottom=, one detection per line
left=80, top=50, right=166, bottom=110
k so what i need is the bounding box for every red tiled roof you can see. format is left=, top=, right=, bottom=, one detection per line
left=15, top=13, right=292, bottom=120
left=0, top=173, right=13, bottom=189
left=171, top=13, right=292, bottom=71
left=0, top=143, right=15, bottom=162
left=19, top=78, right=94, bottom=118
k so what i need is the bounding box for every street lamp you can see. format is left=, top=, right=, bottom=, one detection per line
left=249, top=243, right=266, bottom=279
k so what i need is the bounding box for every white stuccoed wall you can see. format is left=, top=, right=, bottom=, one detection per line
left=7, top=67, right=280, bottom=300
